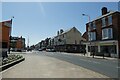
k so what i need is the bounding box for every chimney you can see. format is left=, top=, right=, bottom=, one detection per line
left=60, top=29, right=64, bottom=34
left=57, top=31, right=59, bottom=36
left=20, top=36, right=22, bottom=39
left=101, top=7, right=107, bottom=15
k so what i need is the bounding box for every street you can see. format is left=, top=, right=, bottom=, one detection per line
left=2, top=51, right=119, bottom=78
left=42, top=51, right=119, bottom=78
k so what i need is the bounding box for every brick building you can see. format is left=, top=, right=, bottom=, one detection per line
left=85, top=7, right=120, bottom=58
left=10, top=36, right=26, bottom=52
left=0, top=20, right=12, bottom=49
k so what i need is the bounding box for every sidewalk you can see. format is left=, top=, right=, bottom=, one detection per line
left=60, top=52, right=118, bottom=60
left=2, top=53, right=108, bottom=78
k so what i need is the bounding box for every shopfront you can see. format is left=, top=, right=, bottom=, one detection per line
left=84, top=40, right=119, bottom=58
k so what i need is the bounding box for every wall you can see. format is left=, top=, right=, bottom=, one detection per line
left=0, top=22, right=11, bottom=48
left=66, top=27, right=83, bottom=44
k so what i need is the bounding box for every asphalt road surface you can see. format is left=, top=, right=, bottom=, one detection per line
left=36, top=51, right=119, bottom=78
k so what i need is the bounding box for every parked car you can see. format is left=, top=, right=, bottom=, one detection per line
left=50, top=49, right=56, bottom=52
left=46, top=48, right=56, bottom=52
left=27, top=48, right=32, bottom=52
left=38, top=49, right=42, bottom=51
left=46, top=49, right=51, bottom=52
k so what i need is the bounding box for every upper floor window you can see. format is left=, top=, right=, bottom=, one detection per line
left=88, top=22, right=96, bottom=30
left=88, top=21, right=96, bottom=31
left=88, top=32, right=96, bottom=41
left=92, top=21, right=96, bottom=29
left=102, top=18, right=106, bottom=27
left=91, top=32, right=96, bottom=41
left=88, top=22, right=92, bottom=31
left=88, top=32, right=91, bottom=41
left=102, top=28, right=113, bottom=40
left=108, top=15, right=112, bottom=25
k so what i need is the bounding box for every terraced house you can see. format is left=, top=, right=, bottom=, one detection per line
left=85, top=7, right=120, bottom=58
left=49, top=27, right=86, bottom=53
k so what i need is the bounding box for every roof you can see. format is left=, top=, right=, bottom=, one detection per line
left=1, top=20, right=12, bottom=28
left=61, top=27, right=73, bottom=34
left=55, top=27, right=77, bottom=37
left=51, top=27, right=82, bottom=39
left=82, top=32, right=87, bottom=39
left=87, top=11, right=120, bottom=24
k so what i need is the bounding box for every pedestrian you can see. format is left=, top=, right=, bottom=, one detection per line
left=83, top=48, right=86, bottom=56
left=2, top=50, right=8, bottom=60
left=103, top=52, right=104, bottom=59
left=91, top=49, right=95, bottom=58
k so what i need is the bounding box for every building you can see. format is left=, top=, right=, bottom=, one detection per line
left=10, top=36, right=26, bottom=51
left=0, top=20, right=12, bottom=49
left=49, top=27, right=86, bottom=53
left=82, top=32, right=87, bottom=40
left=85, top=7, right=120, bottom=58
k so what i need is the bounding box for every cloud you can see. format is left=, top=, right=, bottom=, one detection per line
left=37, top=2, right=46, bottom=18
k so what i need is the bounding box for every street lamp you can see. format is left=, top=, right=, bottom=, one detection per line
left=82, top=14, right=92, bottom=57
left=82, top=14, right=91, bottom=22
left=9, top=16, right=14, bottom=54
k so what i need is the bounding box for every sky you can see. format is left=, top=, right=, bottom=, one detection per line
left=1, top=2, right=119, bottom=46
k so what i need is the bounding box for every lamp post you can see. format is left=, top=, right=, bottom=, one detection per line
left=9, top=16, right=14, bottom=54
left=82, top=14, right=90, bottom=23
left=82, top=14, right=92, bottom=57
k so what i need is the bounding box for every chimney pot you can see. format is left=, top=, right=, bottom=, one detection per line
left=102, top=7, right=107, bottom=15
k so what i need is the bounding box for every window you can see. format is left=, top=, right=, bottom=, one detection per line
left=102, top=18, right=106, bottom=27
left=108, top=15, right=112, bottom=25
left=89, top=22, right=92, bottom=28
left=88, top=32, right=91, bottom=41
left=102, top=29, right=107, bottom=39
left=88, top=32, right=96, bottom=41
left=108, top=28, right=113, bottom=38
left=92, top=21, right=96, bottom=29
left=88, top=22, right=96, bottom=30
left=102, top=28, right=113, bottom=39
left=91, top=32, right=96, bottom=41
left=88, top=22, right=92, bottom=31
